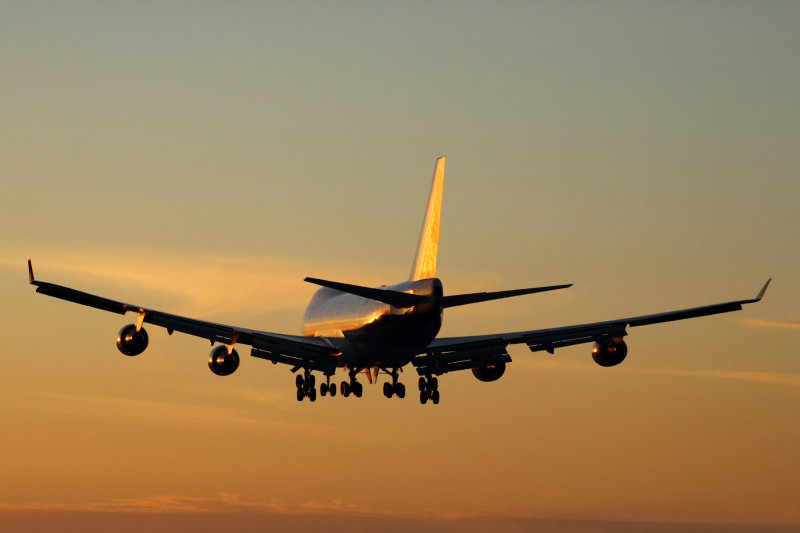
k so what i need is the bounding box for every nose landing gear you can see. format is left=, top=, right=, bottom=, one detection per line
left=319, top=374, right=336, bottom=397
left=382, top=368, right=406, bottom=399
left=340, top=370, right=363, bottom=398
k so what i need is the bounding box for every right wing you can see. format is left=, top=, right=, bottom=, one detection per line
left=413, top=279, right=771, bottom=376
left=28, top=261, right=341, bottom=373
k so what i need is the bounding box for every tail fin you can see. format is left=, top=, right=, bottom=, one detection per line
left=409, top=157, right=445, bottom=281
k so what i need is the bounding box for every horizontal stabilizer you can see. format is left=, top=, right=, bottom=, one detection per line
left=442, top=283, right=573, bottom=308
left=304, top=277, right=429, bottom=308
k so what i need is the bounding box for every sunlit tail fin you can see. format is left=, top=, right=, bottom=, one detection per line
left=410, top=157, right=445, bottom=281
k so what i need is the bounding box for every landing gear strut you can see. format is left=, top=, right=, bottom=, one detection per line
left=382, top=368, right=406, bottom=399
left=319, top=373, right=336, bottom=397
left=341, top=370, right=363, bottom=398
left=295, top=369, right=317, bottom=402
left=418, top=375, right=439, bottom=405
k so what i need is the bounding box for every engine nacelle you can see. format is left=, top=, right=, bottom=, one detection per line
left=471, top=362, right=506, bottom=382
left=116, top=324, right=149, bottom=356
left=208, top=345, right=240, bottom=376
left=591, top=338, right=628, bottom=367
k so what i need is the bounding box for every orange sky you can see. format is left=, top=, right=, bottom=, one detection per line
left=1, top=2, right=798, bottom=530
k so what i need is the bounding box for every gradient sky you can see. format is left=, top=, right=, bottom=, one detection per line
left=1, top=1, right=799, bottom=529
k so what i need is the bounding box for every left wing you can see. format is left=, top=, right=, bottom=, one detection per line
left=28, top=261, right=340, bottom=373
left=413, top=279, right=771, bottom=376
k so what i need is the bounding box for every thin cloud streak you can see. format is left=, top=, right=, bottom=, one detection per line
left=743, top=319, right=800, bottom=330
left=33, top=391, right=343, bottom=434
left=0, top=493, right=409, bottom=517
left=518, top=358, right=800, bottom=389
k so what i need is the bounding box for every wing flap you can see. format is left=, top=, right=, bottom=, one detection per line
left=413, top=342, right=511, bottom=376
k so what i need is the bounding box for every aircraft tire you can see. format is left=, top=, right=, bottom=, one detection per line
left=420, top=390, right=428, bottom=404
left=431, top=390, right=440, bottom=405
left=429, top=377, right=438, bottom=392
left=296, top=388, right=304, bottom=402
left=329, top=384, right=336, bottom=397
left=383, top=382, right=392, bottom=398
left=309, top=388, right=317, bottom=402
left=396, top=383, right=406, bottom=398
left=418, top=377, right=426, bottom=391
left=320, top=383, right=328, bottom=396
left=296, top=375, right=304, bottom=388
left=354, top=382, right=363, bottom=397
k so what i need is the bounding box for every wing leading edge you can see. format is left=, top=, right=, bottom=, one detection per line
left=415, top=279, right=771, bottom=376
left=28, top=260, right=340, bottom=373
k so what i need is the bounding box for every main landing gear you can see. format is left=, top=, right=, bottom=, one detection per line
left=340, top=370, right=363, bottom=398
left=382, top=369, right=406, bottom=399
left=419, top=375, right=440, bottom=405
left=295, top=370, right=317, bottom=402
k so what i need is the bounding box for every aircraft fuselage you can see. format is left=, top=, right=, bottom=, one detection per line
left=302, top=278, right=443, bottom=369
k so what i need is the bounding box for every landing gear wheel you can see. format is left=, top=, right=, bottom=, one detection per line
left=320, top=383, right=328, bottom=396
left=418, top=377, right=426, bottom=391
left=308, top=374, right=316, bottom=388
left=431, top=390, right=440, bottom=404
left=329, top=383, right=336, bottom=397
left=353, top=382, right=363, bottom=397
left=308, top=388, right=317, bottom=402
left=341, top=381, right=350, bottom=397
left=420, top=390, right=428, bottom=404
left=297, top=388, right=304, bottom=402
left=383, top=382, right=393, bottom=398
left=396, top=382, right=406, bottom=398
left=429, top=377, right=438, bottom=392
left=296, top=375, right=305, bottom=388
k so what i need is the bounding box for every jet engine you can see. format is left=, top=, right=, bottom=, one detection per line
left=116, top=324, right=149, bottom=356
left=472, top=362, right=506, bottom=382
left=208, top=345, right=240, bottom=376
left=591, top=338, right=628, bottom=367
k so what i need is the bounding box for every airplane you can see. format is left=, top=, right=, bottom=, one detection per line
left=27, top=157, right=771, bottom=405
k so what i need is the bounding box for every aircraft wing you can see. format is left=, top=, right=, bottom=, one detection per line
left=28, top=262, right=340, bottom=373
left=412, top=279, right=771, bottom=376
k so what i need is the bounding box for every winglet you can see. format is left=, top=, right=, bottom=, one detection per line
left=28, top=259, right=35, bottom=284
left=755, top=278, right=772, bottom=301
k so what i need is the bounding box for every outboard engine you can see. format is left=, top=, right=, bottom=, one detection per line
left=208, top=345, right=240, bottom=376
left=591, top=338, right=628, bottom=367
left=116, top=324, right=149, bottom=356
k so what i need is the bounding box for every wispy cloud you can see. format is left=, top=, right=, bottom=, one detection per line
left=518, top=358, right=800, bottom=389
left=743, top=319, right=800, bottom=330
left=2, top=245, right=505, bottom=318
left=33, top=391, right=341, bottom=433
left=0, top=493, right=400, bottom=516
left=2, top=246, right=384, bottom=317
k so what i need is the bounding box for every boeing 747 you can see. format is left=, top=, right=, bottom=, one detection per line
left=28, top=157, right=770, bottom=404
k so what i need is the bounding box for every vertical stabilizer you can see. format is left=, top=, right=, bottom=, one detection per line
left=409, top=157, right=445, bottom=281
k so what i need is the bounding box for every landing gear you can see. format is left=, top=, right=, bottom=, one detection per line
left=320, top=374, right=336, bottom=397
left=295, top=369, right=317, bottom=402
left=418, top=375, right=440, bottom=405
left=383, top=368, right=406, bottom=399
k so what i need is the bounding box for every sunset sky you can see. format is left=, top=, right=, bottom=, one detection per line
left=1, top=1, right=799, bottom=531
